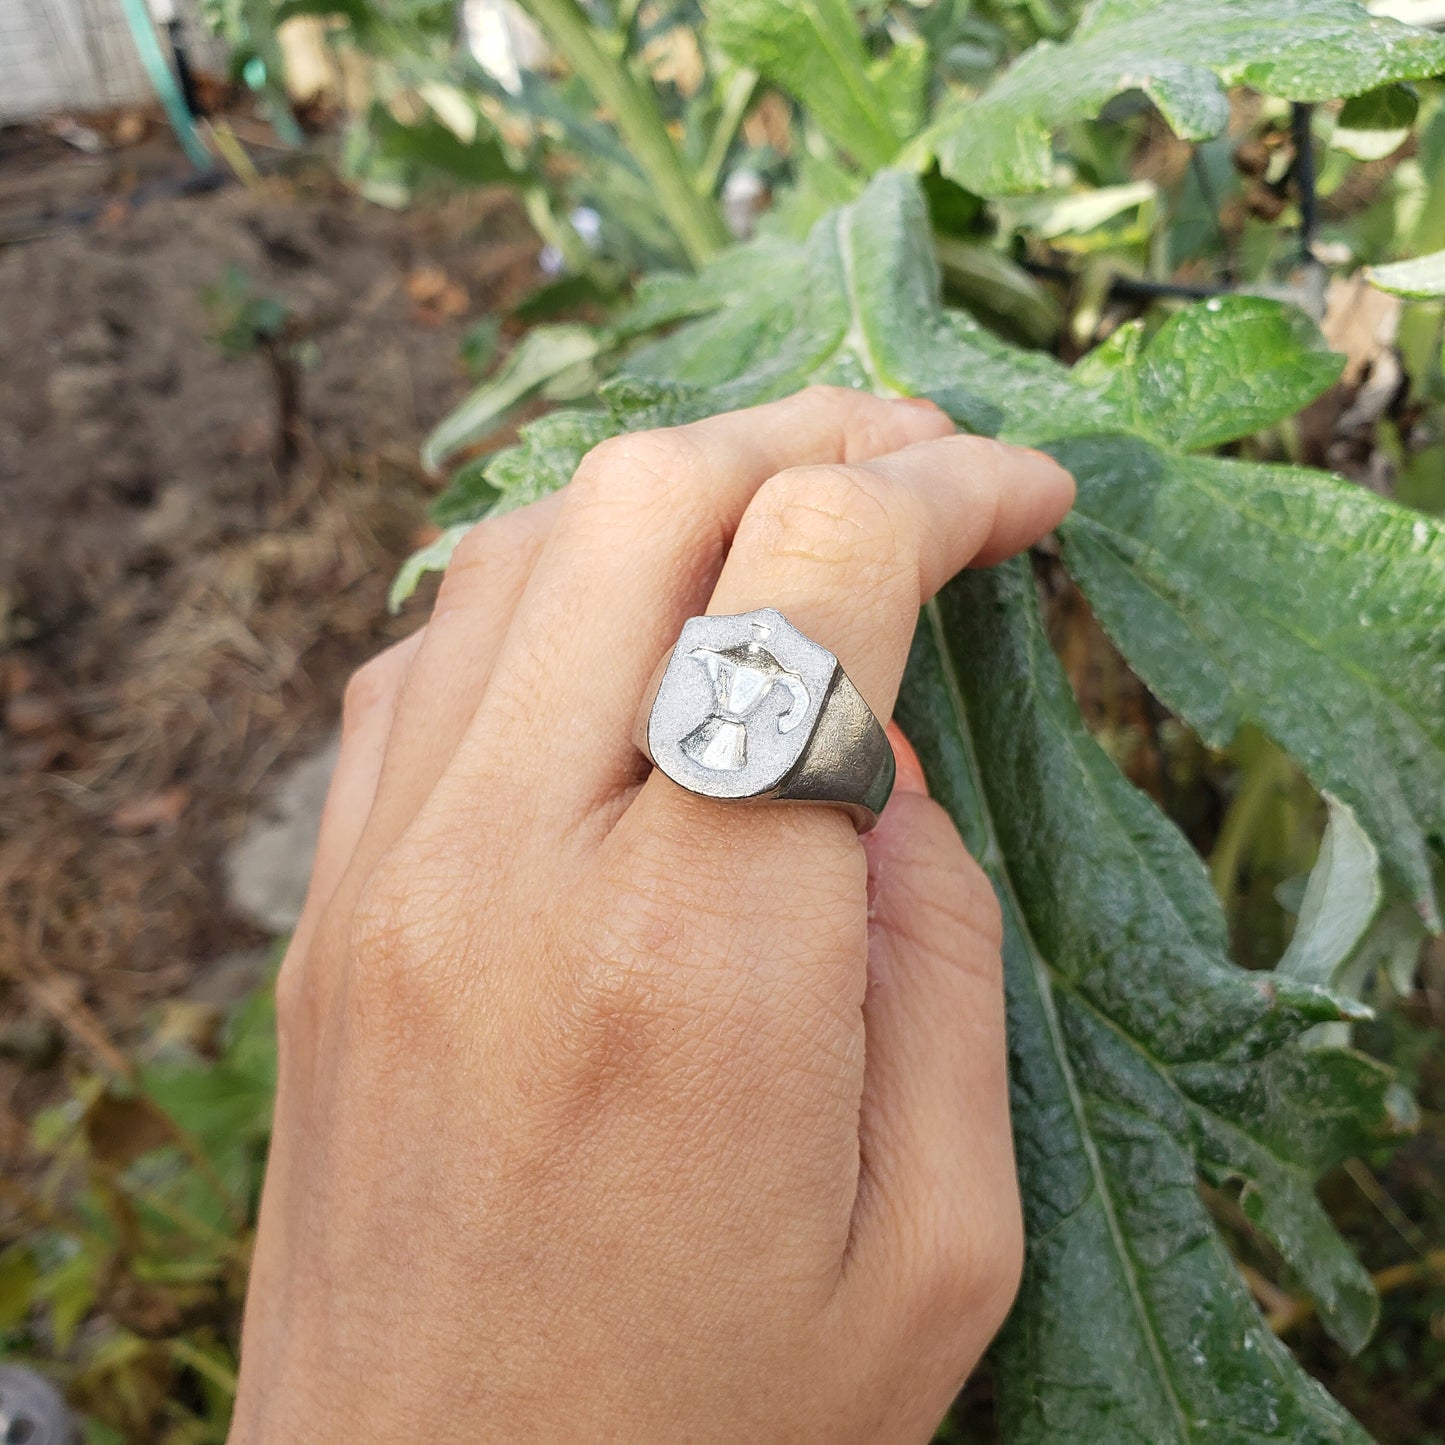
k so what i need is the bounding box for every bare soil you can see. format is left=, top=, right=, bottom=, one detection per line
left=0, top=132, right=537, bottom=1152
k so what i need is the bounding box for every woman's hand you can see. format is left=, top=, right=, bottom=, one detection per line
left=231, top=387, right=1075, bottom=1442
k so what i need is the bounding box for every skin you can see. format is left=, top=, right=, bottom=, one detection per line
left=230, top=387, right=1076, bottom=1443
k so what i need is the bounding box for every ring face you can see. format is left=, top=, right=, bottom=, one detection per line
left=647, top=609, right=837, bottom=800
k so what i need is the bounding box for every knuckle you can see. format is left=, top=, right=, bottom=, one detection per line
left=969, top=1209, right=1026, bottom=1335
left=746, top=464, right=910, bottom=580
left=272, top=925, right=344, bottom=1078
left=435, top=512, right=533, bottom=611
left=570, top=873, right=704, bottom=1017
left=788, top=384, right=948, bottom=459
left=573, top=930, right=671, bottom=1040
left=548, top=904, right=683, bottom=1108
left=793, top=383, right=864, bottom=430
left=341, top=651, right=401, bottom=737
left=444, top=515, right=505, bottom=576
left=799, top=383, right=855, bottom=407
left=912, top=1204, right=1024, bottom=1346
left=339, top=846, right=479, bottom=1044
left=569, top=429, right=700, bottom=513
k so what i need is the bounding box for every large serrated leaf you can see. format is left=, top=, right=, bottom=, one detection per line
left=1054, top=435, right=1445, bottom=926
left=899, top=565, right=1405, bottom=1436
left=918, top=0, right=1445, bottom=195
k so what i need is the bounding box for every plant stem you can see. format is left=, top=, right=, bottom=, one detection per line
left=261, top=337, right=303, bottom=471
left=170, top=1338, right=240, bottom=1396
left=697, top=67, right=759, bottom=199
left=521, top=0, right=730, bottom=268
left=521, top=183, right=593, bottom=274
left=1344, top=1157, right=1434, bottom=1257
left=612, top=0, right=645, bottom=45
left=1210, top=729, right=1291, bottom=918
left=1024, top=258, right=1228, bottom=302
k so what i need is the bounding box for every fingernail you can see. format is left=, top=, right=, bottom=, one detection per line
left=890, top=395, right=946, bottom=415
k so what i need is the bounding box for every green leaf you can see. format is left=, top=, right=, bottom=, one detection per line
left=467, top=409, right=618, bottom=516
left=918, top=0, right=1445, bottom=194
left=1063, top=297, right=1345, bottom=451
left=419, top=174, right=1443, bottom=933
left=932, top=236, right=1062, bottom=347
left=1333, top=82, right=1419, bottom=160
left=707, top=0, right=907, bottom=169
left=1324, top=884, right=1434, bottom=1038
left=995, top=179, right=1159, bottom=242
left=421, top=325, right=607, bottom=472
left=1276, top=800, right=1428, bottom=1055
left=758, top=154, right=866, bottom=240
left=899, top=564, right=1402, bottom=1427
left=1367, top=247, right=1445, bottom=299
left=1338, top=83, right=1419, bottom=134
left=367, top=107, right=522, bottom=188
left=1056, top=435, right=1445, bottom=925
left=395, top=407, right=619, bottom=603
left=0, top=1243, right=38, bottom=1331
left=389, top=524, right=471, bottom=611
left=274, top=0, right=376, bottom=27
left=420, top=169, right=1083, bottom=545
left=1278, top=796, right=1384, bottom=991
left=868, top=34, right=931, bottom=142
left=36, top=1245, right=100, bottom=1352
left=619, top=172, right=1069, bottom=430
left=460, top=316, right=502, bottom=379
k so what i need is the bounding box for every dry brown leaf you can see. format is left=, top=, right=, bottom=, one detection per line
left=108, top=785, right=191, bottom=835
left=111, top=111, right=147, bottom=148
left=1322, top=273, right=1403, bottom=386
left=83, top=1089, right=175, bottom=1168
left=3, top=691, right=66, bottom=737
left=404, top=264, right=451, bottom=302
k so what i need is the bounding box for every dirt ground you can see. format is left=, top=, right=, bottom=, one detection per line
left=0, top=127, right=537, bottom=1154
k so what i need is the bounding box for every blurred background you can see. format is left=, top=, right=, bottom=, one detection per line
left=0, top=2, right=1442, bottom=1441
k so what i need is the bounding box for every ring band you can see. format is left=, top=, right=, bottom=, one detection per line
left=633, top=608, right=894, bottom=832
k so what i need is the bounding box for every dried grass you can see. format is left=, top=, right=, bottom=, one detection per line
left=0, top=458, right=427, bottom=1162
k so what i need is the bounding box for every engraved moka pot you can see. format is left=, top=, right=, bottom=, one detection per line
left=679, top=641, right=811, bottom=773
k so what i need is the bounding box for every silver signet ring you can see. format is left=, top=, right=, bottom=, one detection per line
left=633, top=608, right=895, bottom=832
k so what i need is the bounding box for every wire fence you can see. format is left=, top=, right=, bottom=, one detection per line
left=0, top=0, right=226, bottom=123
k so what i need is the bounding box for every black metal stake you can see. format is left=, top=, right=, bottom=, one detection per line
left=166, top=17, right=204, bottom=117
left=1291, top=102, right=1319, bottom=264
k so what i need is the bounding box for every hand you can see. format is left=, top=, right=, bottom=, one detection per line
left=231, top=387, right=1075, bottom=1442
